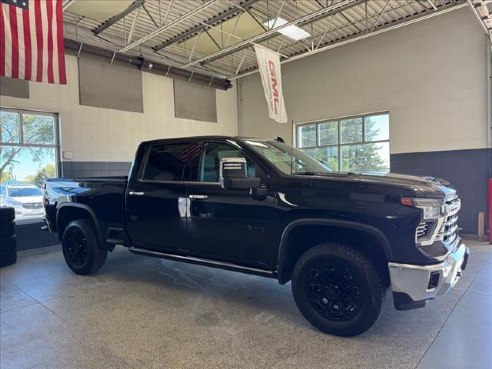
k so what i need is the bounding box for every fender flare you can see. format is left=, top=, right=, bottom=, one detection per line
left=56, top=203, right=103, bottom=244
left=277, top=218, right=394, bottom=284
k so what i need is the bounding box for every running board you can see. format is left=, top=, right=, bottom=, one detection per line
left=128, top=247, right=276, bottom=279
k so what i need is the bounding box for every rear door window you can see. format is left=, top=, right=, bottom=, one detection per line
left=142, top=142, right=202, bottom=182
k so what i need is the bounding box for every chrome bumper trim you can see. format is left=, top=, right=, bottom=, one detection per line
left=388, top=242, right=468, bottom=303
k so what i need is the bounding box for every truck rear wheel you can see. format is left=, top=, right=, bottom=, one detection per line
left=291, top=243, right=385, bottom=336
left=62, top=219, right=107, bottom=275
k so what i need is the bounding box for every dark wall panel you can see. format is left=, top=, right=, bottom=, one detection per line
left=391, top=148, right=491, bottom=235
left=174, top=79, right=217, bottom=122
left=16, top=221, right=59, bottom=251
left=0, top=77, right=29, bottom=99
left=62, top=161, right=131, bottom=178
left=78, top=54, right=143, bottom=113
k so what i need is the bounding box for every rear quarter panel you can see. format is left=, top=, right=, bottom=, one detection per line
left=45, top=177, right=127, bottom=240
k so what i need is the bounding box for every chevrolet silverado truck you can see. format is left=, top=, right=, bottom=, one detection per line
left=43, top=136, right=469, bottom=336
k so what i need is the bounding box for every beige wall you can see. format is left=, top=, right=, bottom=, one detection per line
left=0, top=55, right=238, bottom=163
left=238, top=7, right=488, bottom=154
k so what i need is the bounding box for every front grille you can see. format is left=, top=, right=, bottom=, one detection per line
left=416, top=220, right=434, bottom=241
left=415, top=195, right=461, bottom=247
left=22, top=203, right=43, bottom=210
left=436, top=195, right=461, bottom=245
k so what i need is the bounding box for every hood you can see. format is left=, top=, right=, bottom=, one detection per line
left=296, top=171, right=456, bottom=199
left=357, top=172, right=455, bottom=198
left=9, top=195, right=44, bottom=204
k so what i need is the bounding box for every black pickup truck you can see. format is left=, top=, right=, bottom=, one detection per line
left=43, top=136, right=469, bottom=336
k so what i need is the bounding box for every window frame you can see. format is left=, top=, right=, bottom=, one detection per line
left=295, top=112, right=390, bottom=172
left=0, top=107, right=61, bottom=177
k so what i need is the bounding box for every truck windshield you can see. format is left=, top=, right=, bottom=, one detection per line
left=244, top=139, right=332, bottom=175
left=7, top=187, right=43, bottom=197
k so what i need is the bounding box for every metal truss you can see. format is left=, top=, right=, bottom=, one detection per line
left=64, top=0, right=475, bottom=81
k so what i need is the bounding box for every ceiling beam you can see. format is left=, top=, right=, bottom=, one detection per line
left=183, top=0, right=363, bottom=68
left=426, top=0, right=438, bottom=11
left=371, top=0, right=390, bottom=32
left=93, top=0, right=145, bottom=36
left=153, top=0, right=259, bottom=52
left=120, top=0, right=219, bottom=53
left=127, top=7, right=141, bottom=44
left=63, top=0, right=76, bottom=12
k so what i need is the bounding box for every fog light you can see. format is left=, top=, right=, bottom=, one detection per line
left=428, top=271, right=440, bottom=290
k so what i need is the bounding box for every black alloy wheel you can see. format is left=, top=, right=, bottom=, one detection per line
left=62, top=219, right=107, bottom=275
left=305, top=260, right=363, bottom=322
left=64, top=227, right=89, bottom=267
left=292, top=243, right=385, bottom=336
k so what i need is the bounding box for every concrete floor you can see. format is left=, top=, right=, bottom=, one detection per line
left=1, top=241, right=491, bottom=369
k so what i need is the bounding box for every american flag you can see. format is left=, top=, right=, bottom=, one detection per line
left=0, top=0, right=66, bottom=84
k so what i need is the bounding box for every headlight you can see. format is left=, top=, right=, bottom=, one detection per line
left=412, top=198, right=444, bottom=220
left=401, top=197, right=444, bottom=220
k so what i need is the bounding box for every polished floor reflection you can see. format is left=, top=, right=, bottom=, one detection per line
left=1, top=241, right=491, bottom=369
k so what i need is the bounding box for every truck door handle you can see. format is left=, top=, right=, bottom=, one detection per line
left=129, top=191, right=145, bottom=196
left=189, top=194, right=208, bottom=200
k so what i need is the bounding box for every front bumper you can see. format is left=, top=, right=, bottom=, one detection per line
left=388, top=242, right=469, bottom=310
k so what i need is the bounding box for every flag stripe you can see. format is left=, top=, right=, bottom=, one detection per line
left=16, top=7, right=24, bottom=80
left=34, top=0, right=43, bottom=82
left=8, top=4, right=18, bottom=79
left=29, top=2, right=38, bottom=81
left=0, top=6, right=6, bottom=77
left=40, top=0, right=48, bottom=82
left=52, top=0, right=58, bottom=83
left=3, top=6, right=11, bottom=77
left=46, top=0, right=53, bottom=83
left=55, top=0, right=65, bottom=84
left=22, top=5, right=31, bottom=81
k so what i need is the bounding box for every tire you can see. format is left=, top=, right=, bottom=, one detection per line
left=291, top=243, right=385, bottom=337
left=0, top=221, right=15, bottom=238
left=62, top=219, right=107, bottom=275
left=0, top=249, right=17, bottom=267
left=0, top=235, right=17, bottom=252
left=0, top=207, right=15, bottom=223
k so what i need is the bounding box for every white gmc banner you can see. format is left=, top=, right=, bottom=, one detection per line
left=254, top=45, right=287, bottom=123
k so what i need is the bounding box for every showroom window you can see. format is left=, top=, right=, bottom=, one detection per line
left=0, top=108, right=59, bottom=220
left=296, top=113, right=390, bottom=172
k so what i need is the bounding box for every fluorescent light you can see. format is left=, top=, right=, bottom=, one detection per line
left=263, top=17, right=310, bottom=41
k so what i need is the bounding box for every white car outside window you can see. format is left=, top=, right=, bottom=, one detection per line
left=2, top=185, right=45, bottom=219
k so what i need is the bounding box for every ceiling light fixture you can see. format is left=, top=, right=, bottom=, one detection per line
left=263, top=18, right=310, bottom=41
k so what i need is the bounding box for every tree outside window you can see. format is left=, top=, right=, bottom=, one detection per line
left=296, top=113, right=390, bottom=172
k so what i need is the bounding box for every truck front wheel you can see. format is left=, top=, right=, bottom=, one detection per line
left=291, top=243, right=385, bottom=336
left=62, top=219, right=107, bottom=275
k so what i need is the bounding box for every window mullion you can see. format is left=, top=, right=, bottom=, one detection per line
left=338, top=120, right=341, bottom=172
left=19, top=111, right=24, bottom=144
left=362, top=116, right=366, bottom=143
